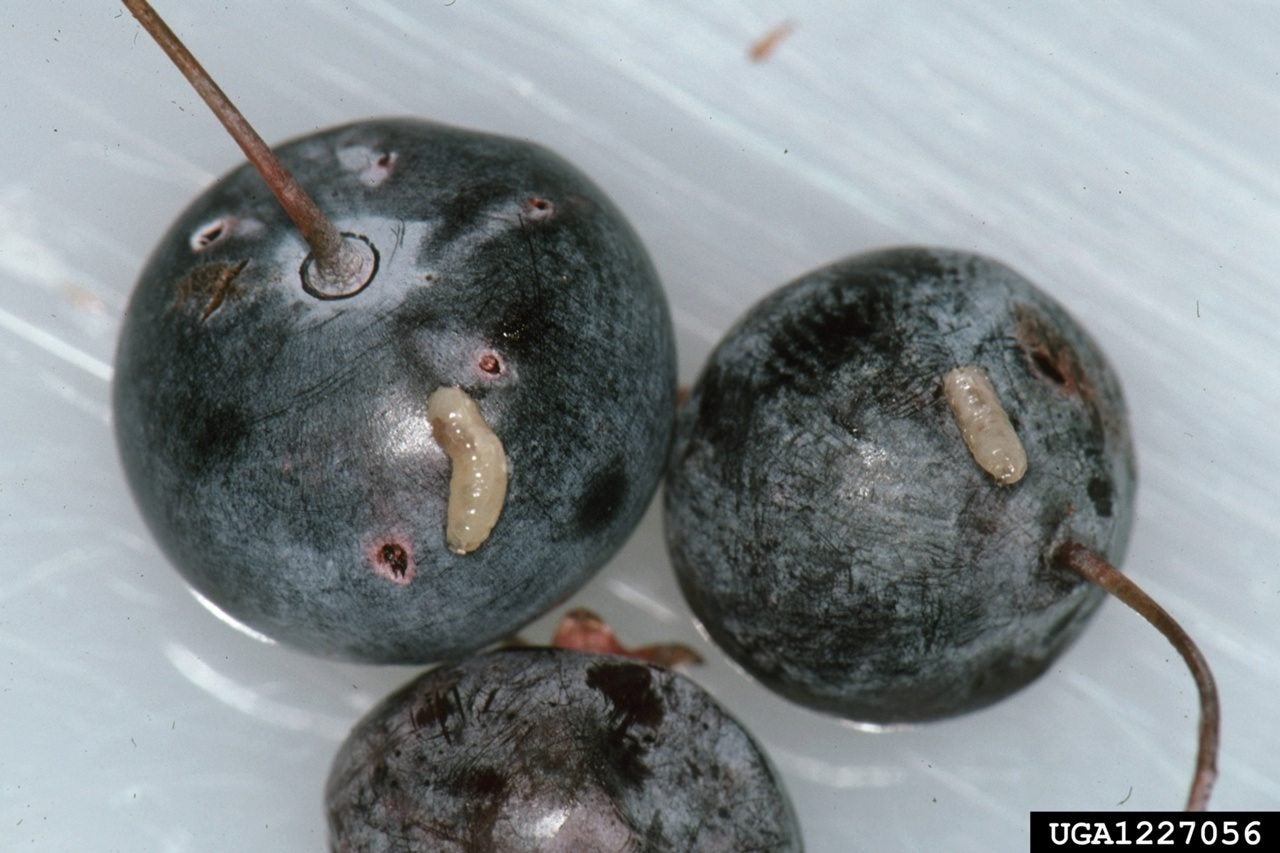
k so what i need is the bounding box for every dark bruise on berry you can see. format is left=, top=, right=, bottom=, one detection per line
left=326, top=648, right=803, bottom=851
left=183, top=402, right=250, bottom=480
left=408, top=679, right=462, bottom=742
left=585, top=661, right=668, bottom=790
left=586, top=660, right=666, bottom=729
left=664, top=247, right=1137, bottom=723
left=573, top=456, right=629, bottom=536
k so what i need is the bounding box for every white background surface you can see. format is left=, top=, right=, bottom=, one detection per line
left=2, top=1, right=1278, bottom=850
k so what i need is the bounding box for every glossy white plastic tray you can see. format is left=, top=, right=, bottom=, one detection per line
left=3, top=2, right=1277, bottom=850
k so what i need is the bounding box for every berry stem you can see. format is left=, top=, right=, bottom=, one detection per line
left=1055, top=542, right=1219, bottom=811
left=121, top=0, right=363, bottom=286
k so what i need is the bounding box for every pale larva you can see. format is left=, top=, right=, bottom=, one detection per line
left=942, top=365, right=1027, bottom=485
left=426, top=386, right=509, bottom=554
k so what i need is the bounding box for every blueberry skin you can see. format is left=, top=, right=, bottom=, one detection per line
left=664, top=247, right=1136, bottom=723
left=113, top=119, right=676, bottom=662
left=326, top=648, right=803, bottom=852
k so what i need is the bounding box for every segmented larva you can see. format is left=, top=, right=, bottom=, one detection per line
left=427, top=386, right=509, bottom=554
left=942, top=365, right=1028, bottom=485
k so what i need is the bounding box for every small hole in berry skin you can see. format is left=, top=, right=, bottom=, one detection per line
left=1030, top=349, right=1068, bottom=386
left=381, top=544, right=408, bottom=576
left=361, top=151, right=397, bottom=187
left=190, top=217, right=234, bottom=252
left=477, top=352, right=503, bottom=376
left=522, top=196, right=555, bottom=221
left=369, top=538, right=415, bottom=585
left=1014, top=304, right=1089, bottom=396
left=337, top=144, right=398, bottom=187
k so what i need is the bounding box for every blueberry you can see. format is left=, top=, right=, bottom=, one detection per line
left=325, top=648, right=803, bottom=851
left=663, top=247, right=1137, bottom=723
left=113, top=117, right=676, bottom=661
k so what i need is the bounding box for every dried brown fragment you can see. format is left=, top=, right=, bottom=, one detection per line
left=749, top=20, right=795, bottom=62
left=552, top=607, right=703, bottom=667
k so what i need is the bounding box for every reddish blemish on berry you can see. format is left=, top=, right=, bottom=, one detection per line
left=172, top=259, right=249, bottom=321
left=362, top=151, right=397, bottom=187
left=369, top=538, right=415, bottom=585
left=522, top=196, right=555, bottom=221
left=1015, top=304, right=1091, bottom=397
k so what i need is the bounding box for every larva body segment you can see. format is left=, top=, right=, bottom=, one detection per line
left=943, top=365, right=1028, bottom=485
left=427, top=386, right=508, bottom=554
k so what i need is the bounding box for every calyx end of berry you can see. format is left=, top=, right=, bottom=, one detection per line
left=301, top=233, right=379, bottom=300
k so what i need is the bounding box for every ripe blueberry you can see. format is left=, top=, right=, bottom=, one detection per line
left=664, top=246, right=1219, bottom=808
left=665, top=246, right=1137, bottom=721
left=325, top=647, right=803, bottom=851
left=114, top=2, right=676, bottom=662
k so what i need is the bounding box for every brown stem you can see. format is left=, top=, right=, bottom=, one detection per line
left=122, top=0, right=365, bottom=288
left=1054, top=542, right=1219, bottom=811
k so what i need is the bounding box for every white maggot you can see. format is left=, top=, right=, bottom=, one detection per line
left=427, top=386, right=508, bottom=554
left=942, top=366, right=1028, bottom=485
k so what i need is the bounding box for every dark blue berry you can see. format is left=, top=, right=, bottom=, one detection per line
left=664, top=247, right=1136, bottom=722
left=113, top=119, right=676, bottom=662
left=325, top=648, right=803, bottom=851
